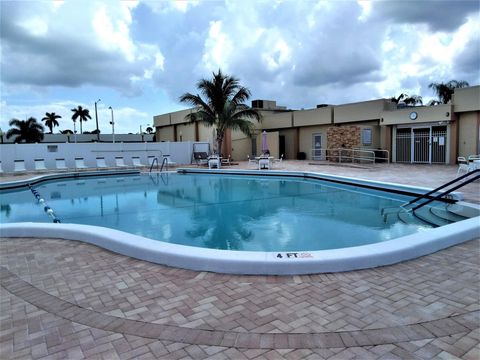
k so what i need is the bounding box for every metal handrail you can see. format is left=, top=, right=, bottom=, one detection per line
left=149, top=157, right=159, bottom=173
left=411, top=170, right=480, bottom=211
left=311, top=148, right=389, bottom=164
left=160, top=157, right=168, bottom=172
left=402, top=169, right=479, bottom=211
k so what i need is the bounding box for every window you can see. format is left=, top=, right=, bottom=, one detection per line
left=362, top=128, right=372, bottom=145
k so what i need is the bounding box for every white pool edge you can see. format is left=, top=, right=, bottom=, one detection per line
left=1, top=170, right=479, bottom=275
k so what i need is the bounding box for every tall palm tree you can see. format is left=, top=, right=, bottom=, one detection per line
left=389, top=93, right=407, bottom=104
left=6, top=117, right=44, bottom=143
left=179, top=69, right=261, bottom=155
left=428, top=80, right=469, bottom=104
left=41, top=112, right=62, bottom=133
left=71, top=106, right=91, bottom=134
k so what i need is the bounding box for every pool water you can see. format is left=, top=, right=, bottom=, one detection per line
left=0, top=173, right=433, bottom=251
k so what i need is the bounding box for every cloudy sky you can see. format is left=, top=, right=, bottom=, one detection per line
left=1, top=0, right=479, bottom=135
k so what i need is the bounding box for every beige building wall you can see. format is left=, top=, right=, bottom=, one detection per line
left=261, top=111, right=292, bottom=129
left=170, top=109, right=192, bottom=125
left=293, top=107, right=332, bottom=126
left=457, top=112, right=480, bottom=157
left=158, top=126, right=174, bottom=142
left=453, top=86, right=480, bottom=113
left=153, top=113, right=170, bottom=127
left=299, top=125, right=330, bottom=160
left=334, top=99, right=387, bottom=123
left=176, top=123, right=195, bottom=141
left=232, top=138, right=252, bottom=161
left=382, top=104, right=451, bottom=125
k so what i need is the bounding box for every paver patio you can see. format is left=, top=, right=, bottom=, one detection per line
left=1, top=162, right=479, bottom=359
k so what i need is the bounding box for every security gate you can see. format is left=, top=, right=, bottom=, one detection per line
left=395, top=126, right=447, bottom=164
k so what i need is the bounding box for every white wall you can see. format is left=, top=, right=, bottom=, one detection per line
left=0, top=133, right=154, bottom=144
left=0, top=142, right=210, bottom=172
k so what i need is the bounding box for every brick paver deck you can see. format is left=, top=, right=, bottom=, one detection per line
left=1, top=162, right=479, bottom=359
left=1, top=237, right=479, bottom=359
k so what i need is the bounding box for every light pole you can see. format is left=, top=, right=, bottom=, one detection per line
left=94, top=99, right=101, bottom=141
left=108, top=106, right=115, bottom=143
left=73, top=120, right=77, bottom=143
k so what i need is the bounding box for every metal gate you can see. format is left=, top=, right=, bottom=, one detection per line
left=395, top=126, right=447, bottom=164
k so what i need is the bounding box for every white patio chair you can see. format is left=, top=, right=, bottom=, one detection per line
left=34, top=159, right=47, bottom=171
left=96, top=157, right=107, bottom=169
left=14, top=160, right=26, bottom=172
left=457, top=157, right=472, bottom=176
left=132, top=157, right=143, bottom=167
left=55, top=158, right=68, bottom=170
left=115, top=157, right=127, bottom=167
left=247, top=155, right=258, bottom=168
left=75, top=157, right=87, bottom=169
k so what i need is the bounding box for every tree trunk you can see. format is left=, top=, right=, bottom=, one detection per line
left=216, top=130, right=224, bottom=157
left=80, top=120, right=83, bottom=134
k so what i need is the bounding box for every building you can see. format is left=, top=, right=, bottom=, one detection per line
left=153, top=85, right=480, bottom=164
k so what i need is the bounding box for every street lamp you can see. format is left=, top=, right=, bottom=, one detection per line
left=108, top=106, right=115, bottom=143
left=94, top=98, right=101, bottom=141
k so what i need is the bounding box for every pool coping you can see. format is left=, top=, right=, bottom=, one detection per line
left=1, top=169, right=479, bottom=275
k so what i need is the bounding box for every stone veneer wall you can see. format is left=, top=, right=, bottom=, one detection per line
left=326, top=126, right=361, bottom=162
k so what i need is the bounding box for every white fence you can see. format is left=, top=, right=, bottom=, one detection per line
left=0, top=133, right=154, bottom=144
left=0, top=142, right=210, bottom=172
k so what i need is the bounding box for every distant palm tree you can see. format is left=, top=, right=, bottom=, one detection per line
left=179, top=69, right=261, bottom=155
left=41, top=112, right=62, bottom=133
left=389, top=93, right=407, bottom=104
left=428, top=80, right=469, bottom=104
left=145, top=127, right=154, bottom=134
left=71, top=106, right=91, bottom=134
left=60, top=129, right=73, bottom=134
left=403, top=95, right=423, bottom=106
left=6, top=117, right=45, bottom=143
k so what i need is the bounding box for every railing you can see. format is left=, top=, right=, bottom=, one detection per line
left=406, top=169, right=480, bottom=212
left=311, top=148, right=390, bottom=164
left=149, top=157, right=159, bottom=173
left=160, top=157, right=168, bottom=172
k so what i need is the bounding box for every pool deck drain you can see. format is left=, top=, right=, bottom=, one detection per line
left=1, top=237, right=479, bottom=359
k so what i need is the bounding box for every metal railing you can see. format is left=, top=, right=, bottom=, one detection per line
left=311, top=148, right=390, bottom=164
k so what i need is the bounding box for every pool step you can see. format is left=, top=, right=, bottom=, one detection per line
left=413, top=207, right=451, bottom=227
left=446, top=203, right=480, bottom=218
left=397, top=211, right=432, bottom=227
left=430, top=206, right=467, bottom=222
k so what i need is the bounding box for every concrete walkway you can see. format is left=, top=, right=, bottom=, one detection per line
left=1, top=162, right=479, bottom=359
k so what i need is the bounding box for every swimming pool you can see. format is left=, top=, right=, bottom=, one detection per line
left=1, top=169, right=479, bottom=274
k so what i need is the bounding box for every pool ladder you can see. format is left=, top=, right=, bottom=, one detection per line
left=149, top=157, right=169, bottom=173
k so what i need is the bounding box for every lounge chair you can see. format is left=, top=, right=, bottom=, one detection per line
left=75, top=157, right=87, bottom=170
left=132, top=157, right=143, bottom=167
left=34, top=159, right=47, bottom=171
left=55, top=158, right=68, bottom=171
left=193, top=152, right=209, bottom=166
left=247, top=155, right=258, bottom=168
left=147, top=156, right=156, bottom=167
left=96, top=157, right=107, bottom=169
left=115, top=157, right=127, bottom=167
left=14, top=160, right=26, bottom=172
left=221, top=155, right=231, bottom=166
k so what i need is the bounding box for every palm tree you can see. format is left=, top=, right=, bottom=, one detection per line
left=179, top=69, right=261, bottom=155
left=71, top=106, right=92, bottom=134
left=145, top=126, right=154, bottom=134
left=389, top=93, right=407, bottom=104
left=428, top=80, right=469, bottom=104
left=403, top=95, right=423, bottom=106
left=41, top=112, right=62, bottom=133
left=6, top=117, right=44, bottom=143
